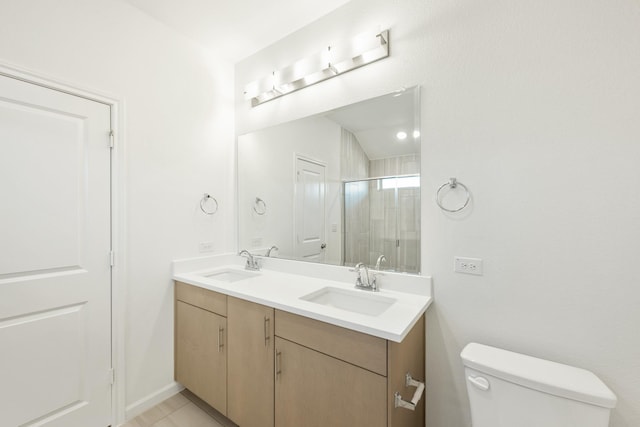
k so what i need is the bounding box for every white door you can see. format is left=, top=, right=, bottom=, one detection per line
left=294, top=157, right=326, bottom=262
left=0, top=74, right=112, bottom=426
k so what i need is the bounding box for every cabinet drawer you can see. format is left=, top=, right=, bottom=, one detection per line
left=175, top=281, right=226, bottom=316
left=275, top=310, right=387, bottom=376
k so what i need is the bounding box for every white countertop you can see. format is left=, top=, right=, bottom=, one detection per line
left=172, top=254, right=433, bottom=342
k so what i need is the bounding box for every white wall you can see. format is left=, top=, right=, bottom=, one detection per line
left=0, top=0, right=235, bottom=419
left=235, top=0, right=640, bottom=426
left=238, top=115, right=342, bottom=264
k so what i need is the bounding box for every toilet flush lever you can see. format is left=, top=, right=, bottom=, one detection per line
left=468, top=375, right=490, bottom=391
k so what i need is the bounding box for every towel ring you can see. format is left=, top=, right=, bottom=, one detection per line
left=200, top=193, right=218, bottom=215
left=436, top=178, right=470, bottom=213
left=253, top=197, right=267, bottom=215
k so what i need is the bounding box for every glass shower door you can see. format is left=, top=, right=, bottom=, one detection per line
left=396, top=181, right=420, bottom=273
left=343, top=175, right=420, bottom=273
left=368, top=177, right=397, bottom=270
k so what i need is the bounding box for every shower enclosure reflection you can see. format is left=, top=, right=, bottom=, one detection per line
left=344, top=174, right=420, bottom=274
left=237, top=86, right=421, bottom=273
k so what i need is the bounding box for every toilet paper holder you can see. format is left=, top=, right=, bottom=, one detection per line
left=394, top=373, right=425, bottom=411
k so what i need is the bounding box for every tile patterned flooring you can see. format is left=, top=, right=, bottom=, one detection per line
left=121, top=390, right=237, bottom=427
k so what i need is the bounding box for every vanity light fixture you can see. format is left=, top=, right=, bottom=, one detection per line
left=396, top=131, right=408, bottom=140
left=244, top=29, right=390, bottom=107
left=413, top=130, right=421, bottom=138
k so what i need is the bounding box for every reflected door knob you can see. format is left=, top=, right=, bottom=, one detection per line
left=320, top=243, right=327, bottom=249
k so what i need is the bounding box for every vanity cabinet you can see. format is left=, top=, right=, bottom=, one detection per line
left=174, top=282, right=227, bottom=414
left=174, top=281, right=425, bottom=427
left=275, top=310, right=425, bottom=427
left=227, top=296, right=275, bottom=427
left=174, top=282, right=274, bottom=424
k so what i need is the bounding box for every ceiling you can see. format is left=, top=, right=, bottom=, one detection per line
left=324, top=88, right=420, bottom=160
left=123, top=0, right=352, bottom=63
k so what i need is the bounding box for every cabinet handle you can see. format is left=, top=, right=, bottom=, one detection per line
left=264, top=316, right=271, bottom=347
left=275, top=350, right=282, bottom=378
left=394, top=373, right=425, bottom=411
left=218, top=326, right=225, bottom=353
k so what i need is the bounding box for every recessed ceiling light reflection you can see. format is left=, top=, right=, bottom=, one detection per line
left=413, top=130, right=420, bottom=138
left=396, top=131, right=408, bottom=140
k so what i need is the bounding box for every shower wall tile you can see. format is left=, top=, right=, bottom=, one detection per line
left=343, top=149, right=421, bottom=271
left=369, top=154, right=420, bottom=177
left=341, top=128, right=370, bottom=181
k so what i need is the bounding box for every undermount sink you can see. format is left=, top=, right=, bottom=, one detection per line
left=300, top=286, right=396, bottom=316
left=201, top=268, right=260, bottom=283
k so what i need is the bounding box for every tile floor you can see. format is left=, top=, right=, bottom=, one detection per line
left=121, top=390, right=237, bottom=427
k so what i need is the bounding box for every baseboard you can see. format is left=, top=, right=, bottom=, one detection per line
left=123, top=381, right=185, bottom=421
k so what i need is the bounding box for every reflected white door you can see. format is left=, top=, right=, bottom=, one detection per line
left=294, top=157, right=326, bottom=262
left=0, top=74, right=112, bottom=426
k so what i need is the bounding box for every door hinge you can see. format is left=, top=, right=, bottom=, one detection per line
left=396, top=239, right=400, bottom=247
left=110, top=250, right=115, bottom=267
left=109, top=130, right=115, bottom=149
left=109, top=368, right=115, bottom=385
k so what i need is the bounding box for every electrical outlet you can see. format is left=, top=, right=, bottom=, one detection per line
left=198, top=241, right=214, bottom=253
left=454, top=256, right=483, bottom=275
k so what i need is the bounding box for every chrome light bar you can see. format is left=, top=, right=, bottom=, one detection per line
left=244, top=29, right=390, bottom=107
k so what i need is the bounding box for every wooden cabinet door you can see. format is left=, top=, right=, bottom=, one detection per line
left=227, top=297, right=275, bottom=427
left=275, top=337, right=387, bottom=427
left=175, top=301, right=227, bottom=414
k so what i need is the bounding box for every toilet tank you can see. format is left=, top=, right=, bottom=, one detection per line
left=460, top=343, right=617, bottom=427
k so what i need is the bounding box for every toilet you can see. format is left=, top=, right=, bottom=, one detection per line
left=460, top=343, right=617, bottom=427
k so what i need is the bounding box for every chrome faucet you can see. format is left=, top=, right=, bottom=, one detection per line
left=265, top=245, right=279, bottom=257
left=239, top=249, right=260, bottom=271
left=351, top=262, right=380, bottom=292
left=375, top=255, right=387, bottom=271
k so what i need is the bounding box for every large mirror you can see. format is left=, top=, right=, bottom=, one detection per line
left=238, top=86, right=421, bottom=273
